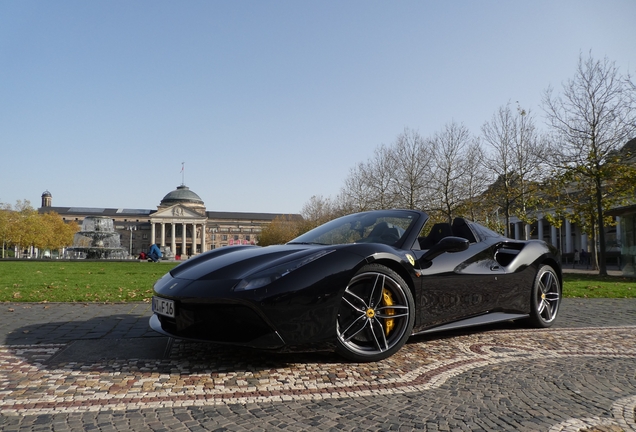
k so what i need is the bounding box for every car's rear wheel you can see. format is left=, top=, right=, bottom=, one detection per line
left=528, top=265, right=561, bottom=328
left=335, top=264, right=415, bottom=362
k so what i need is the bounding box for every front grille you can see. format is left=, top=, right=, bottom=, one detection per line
left=158, top=303, right=273, bottom=343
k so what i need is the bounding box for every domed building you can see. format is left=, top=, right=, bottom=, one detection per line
left=149, top=184, right=209, bottom=258
left=158, top=185, right=206, bottom=212
left=39, top=184, right=299, bottom=259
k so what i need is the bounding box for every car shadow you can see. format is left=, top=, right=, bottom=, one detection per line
left=5, top=313, right=552, bottom=373
left=4, top=315, right=343, bottom=372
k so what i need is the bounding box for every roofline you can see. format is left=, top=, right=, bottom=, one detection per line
left=39, top=206, right=301, bottom=220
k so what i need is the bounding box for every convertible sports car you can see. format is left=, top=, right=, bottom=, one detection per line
left=150, top=209, right=562, bottom=362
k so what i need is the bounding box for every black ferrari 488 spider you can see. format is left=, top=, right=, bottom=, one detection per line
left=150, top=209, right=561, bottom=362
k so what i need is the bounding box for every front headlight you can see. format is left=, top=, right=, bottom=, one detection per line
left=234, top=249, right=335, bottom=291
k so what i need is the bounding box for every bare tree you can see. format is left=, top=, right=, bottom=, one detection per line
left=429, top=122, right=474, bottom=223
left=482, top=103, right=547, bottom=238
left=340, top=129, right=432, bottom=212
left=543, top=53, right=636, bottom=275
left=457, top=138, right=492, bottom=224
left=366, top=144, right=398, bottom=209
left=389, top=128, right=434, bottom=210
left=301, top=195, right=339, bottom=227
left=341, top=162, right=374, bottom=212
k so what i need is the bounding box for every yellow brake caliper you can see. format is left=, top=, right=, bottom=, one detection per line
left=382, top=288, right=395, bottom=336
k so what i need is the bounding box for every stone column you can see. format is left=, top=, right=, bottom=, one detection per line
left=150, top=222, right=156, bottom=245
left=514, top=222, right=520, bottom=240
left=161, top=223, right=166, bottom=247
left=182, top=223, right=187, bottom=257
left=565, top=219, right=572, bottom=253
left=537, top=218, right=544, bottom=242
left=192, top=223, right=197, bottom=255
left=616, top=217, right=622, bottom=245
left=171, top=222, right=176, bottom=256
left=201, top=225, right=206, bottom=252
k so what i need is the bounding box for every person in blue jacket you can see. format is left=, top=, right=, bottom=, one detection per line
left=148, top=244, right=162, bottom=262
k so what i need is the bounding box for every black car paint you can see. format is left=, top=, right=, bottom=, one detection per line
left=150, top=210, right=561, bottom=353
left=153, top=243, right=417, bottom=348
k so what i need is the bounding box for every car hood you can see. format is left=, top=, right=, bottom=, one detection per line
left=168, top=244, right=322, bottom=281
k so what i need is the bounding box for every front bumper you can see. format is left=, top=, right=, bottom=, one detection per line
left=149, top=301, right=286, bottom=349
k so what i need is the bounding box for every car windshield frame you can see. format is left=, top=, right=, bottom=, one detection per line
left=288, top=210, right=424, bottom=247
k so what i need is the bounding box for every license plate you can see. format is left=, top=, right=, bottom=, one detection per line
left=152, top=297, right=175, bottom=318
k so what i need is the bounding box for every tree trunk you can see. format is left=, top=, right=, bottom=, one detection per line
left=595, top=177, right=607, bottom=276
left=589, top=224, right=599, bottom=271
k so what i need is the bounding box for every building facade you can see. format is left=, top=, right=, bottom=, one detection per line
left=40, top=185, right=299, bottom=259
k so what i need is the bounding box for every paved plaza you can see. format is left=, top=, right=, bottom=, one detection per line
left=0, top=298, right=635, bottom=431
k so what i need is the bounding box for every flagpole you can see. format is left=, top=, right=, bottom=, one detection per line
left=181, top=162, right=185, bottom=185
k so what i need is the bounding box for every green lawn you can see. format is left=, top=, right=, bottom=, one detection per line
left=0, top=261, right=178, bottom=303
left=0, top=261, right=634, bottom=303
left=562, top=273, right=636, bottom=298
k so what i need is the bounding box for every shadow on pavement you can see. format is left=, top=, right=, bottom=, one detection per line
left=4, top=314, right=342, bottom=372
left=4, top=298, right=635, bottom=372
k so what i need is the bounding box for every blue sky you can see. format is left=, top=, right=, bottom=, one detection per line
left=1, top=1, right=635, bottom=214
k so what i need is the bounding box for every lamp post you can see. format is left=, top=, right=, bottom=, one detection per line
left=127, top=226, right=137, bottom=258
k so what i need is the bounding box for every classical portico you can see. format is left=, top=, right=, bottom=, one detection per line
left=149, top=204, right=208, bottom=258
left=151, top=185, right=208, bottom=259
left=509, top=213, right=620, bottom=260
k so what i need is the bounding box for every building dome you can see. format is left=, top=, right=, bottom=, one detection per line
left=160, top=185, right=204, bottom=207
left=41, top=190, right=52, bottom=208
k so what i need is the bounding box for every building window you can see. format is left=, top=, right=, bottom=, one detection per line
left=222, top=235, right=227, bottom=241
left=142, top=233, right=148, bottom=240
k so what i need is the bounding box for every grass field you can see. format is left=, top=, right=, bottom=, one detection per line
left=562, top=273, right=635, bottom=298
left=0, top=261, right=634, bottom=302
left=0, top=261, right=179, bottom=303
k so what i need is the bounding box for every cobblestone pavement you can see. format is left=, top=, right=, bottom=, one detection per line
left=1, top=299, right=635, bottom=431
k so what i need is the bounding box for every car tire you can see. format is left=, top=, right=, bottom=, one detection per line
left=335, top=264, right=415, bottom=362
left=527, top=264, right=561, bottom=328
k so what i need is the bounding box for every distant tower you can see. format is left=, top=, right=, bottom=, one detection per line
left=41, top=190, right=52, bottom=208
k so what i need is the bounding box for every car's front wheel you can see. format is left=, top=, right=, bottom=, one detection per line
left=335, top=264, right=415, bottom=362
left=528, top=264, right=561, bottom=328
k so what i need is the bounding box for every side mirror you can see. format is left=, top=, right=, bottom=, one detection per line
left=421, top=236, right=469, bottom=263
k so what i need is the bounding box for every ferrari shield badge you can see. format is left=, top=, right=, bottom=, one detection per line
left=406, top=254, right=415, bottom=266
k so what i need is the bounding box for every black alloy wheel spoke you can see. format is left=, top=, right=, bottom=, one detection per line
left=341, top=315, right=369, bottom=342
left=369, top=317, right=388, bottom=352
left=376, top=304, right=409, bottom=319
left=369, top=274, right=385, bottom=309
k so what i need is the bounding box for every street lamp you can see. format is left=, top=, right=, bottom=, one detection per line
left=127, top=226, right=137, bottom=258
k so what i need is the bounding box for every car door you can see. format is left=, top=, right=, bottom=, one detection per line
left=410, top=238, right=509, bottom=332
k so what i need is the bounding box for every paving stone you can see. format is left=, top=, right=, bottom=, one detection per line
left=1, top=299, right=636, bottom=431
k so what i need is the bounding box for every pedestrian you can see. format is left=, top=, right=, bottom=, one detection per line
left=148, top=244, right=162, bottom=262
left=573, top=249, right=580, bottom=268
left=580, top=249, right=588, bottom=269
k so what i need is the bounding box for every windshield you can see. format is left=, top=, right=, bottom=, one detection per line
left=289, top=210, right=420, bottom=246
